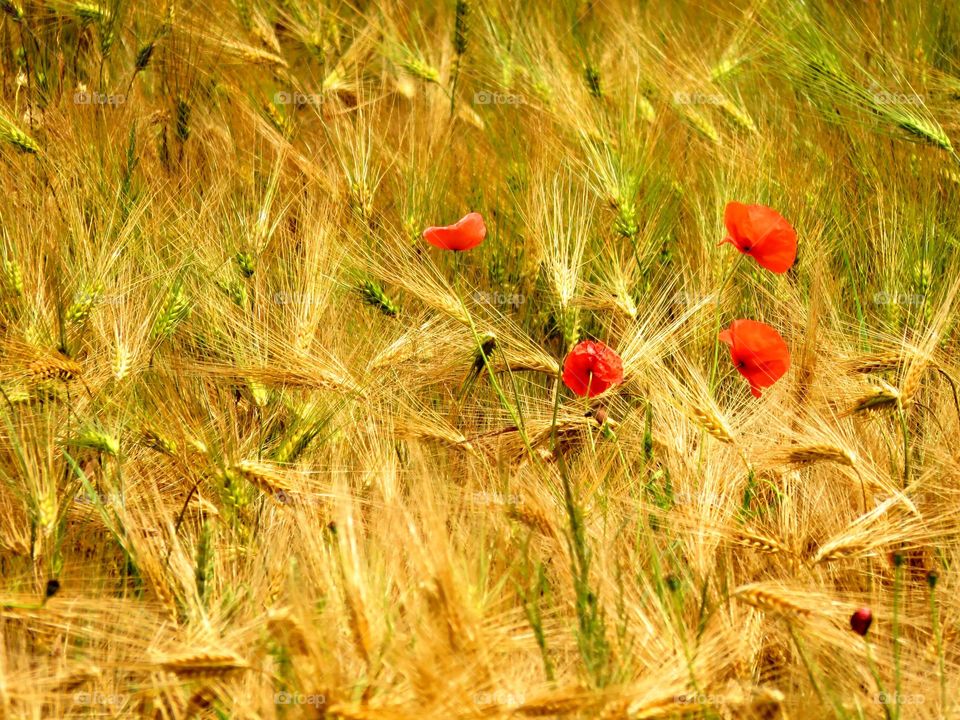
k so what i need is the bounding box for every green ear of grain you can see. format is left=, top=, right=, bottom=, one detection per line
left=584, top=65, right=602, bottom=98
left=273, top=410, right=334, bottom=464
left=357, top=278, right=399, bottom=317
left=152, top=279, right=191, bottom=340
left=73, top=2, right=111, bottom=23
left=0, top=1, right=24, bottom=22
left=136, top=43, right=155, bottom=72
left=795, top=39, right=953, bottom=152
left=216, top=278, right=247, bottom=308
left=195, top=521, right=213, bottom=603
left=140, top=427, right=177, bottom=455
left=65, top=281, right=105, bottom=324
left=453, top=0, right=469, bottom=55
left=0, top=115, right=39, bottom=154
left=2, top=259, right=23, bottom=296
left=235, top=251, right=255, bottom=278
left=263, top=101, right=292, bottom=137
left=176, top=96, right=191, bottom=143
left=68, top=427, right=120, bottom=457
left=401, top=56, right=440, bottom=84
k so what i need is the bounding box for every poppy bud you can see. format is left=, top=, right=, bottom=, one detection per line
left=927, top=570, right=939, bottom=589
left=45, top=579, right=61, bottom=599
left=850, top=607, right=872, bottom=636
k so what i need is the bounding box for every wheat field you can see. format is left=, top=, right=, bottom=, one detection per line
left=0, top=0, right=958, bottom=717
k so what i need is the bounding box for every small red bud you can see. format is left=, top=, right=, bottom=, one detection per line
left=850, top=606, right=873, bottom=636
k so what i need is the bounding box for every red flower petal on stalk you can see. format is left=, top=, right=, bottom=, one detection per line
left=718, top=319, right=790, bottom=398
left=721, top=202, right=797, bottom=273
left=422, top=212, right=487, bottom=251
left=562, top=340, right=624, bottom=398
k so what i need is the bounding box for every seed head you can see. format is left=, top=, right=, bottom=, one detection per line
left=45, top=579, right=61, bottom=599
left=850, top=606, right=872, bottom=636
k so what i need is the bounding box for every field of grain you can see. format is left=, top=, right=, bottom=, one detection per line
left=0, top=1, right=958, bottom=717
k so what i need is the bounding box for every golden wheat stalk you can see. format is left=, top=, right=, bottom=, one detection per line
left=688, top=405, right=734, bottom=443
left=227, top=460, right=293, bottom=497
left=778, top=443, right=857, bottom=467
left=51, top=665, right=102, bottom=692
left=733, top=585, right=811, bottom=617
left=266, top=608, right=311, bottom=655
left=734, top=531, right=792, bottom=556
left=502, top=501, right=557, bottom=539
left=25, top=355, right=83, bottom=383
left=840, top=351, right=902, bottom=375
left=900, top=354, right=929, bottom=408
left=155, top=650, right=248, bottom=677
left=808, top=538, right=868, bottom=565
left=847, top=380, right=901, bottom=415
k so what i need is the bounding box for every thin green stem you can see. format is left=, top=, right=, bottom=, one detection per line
left=708, top=254, right=744, bottom=391
left=788, top=622, right=847, bottom=719
left=892, top=560, right=903, bottom=720
left=898, top=406, right=909, bottom=487
left=929, top=582, right=945, bottom=713
left=864, top=640, right=892, bottom=720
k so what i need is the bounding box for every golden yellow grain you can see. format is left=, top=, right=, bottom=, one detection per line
left=689, top=405, right=733, bottom=443
left=778, top=443, right=857, bottom=467
left=156, top=650, right=247, bottom=677
left=733, top=585, right=811, bottom=617
left=734, top=531, right=791, bottom=556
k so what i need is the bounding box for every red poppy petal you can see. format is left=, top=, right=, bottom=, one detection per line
left=722, top=203, right=797, bottom=273
left=751, top=223, right=798, bottom=273
left=718, top=328, right=734, bottom=347
left=562, top=364, right=587, bottom=395
left=723, top=202, right=751, bottom=248
left=744, top=205, right=784, bottom=242
left=562, top=341, right=624, bottom=397
left=422, top=212, right=487, bottom=251
left=722, top=319, right=790, bottom=397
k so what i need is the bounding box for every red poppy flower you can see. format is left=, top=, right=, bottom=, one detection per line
left=562, top=340, right=624, bottom=397
left=718, top=319, right=790, bottom=398
left=721, top=202, right=797, bottom=273
left=422, top=212, right=486, bottom=251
